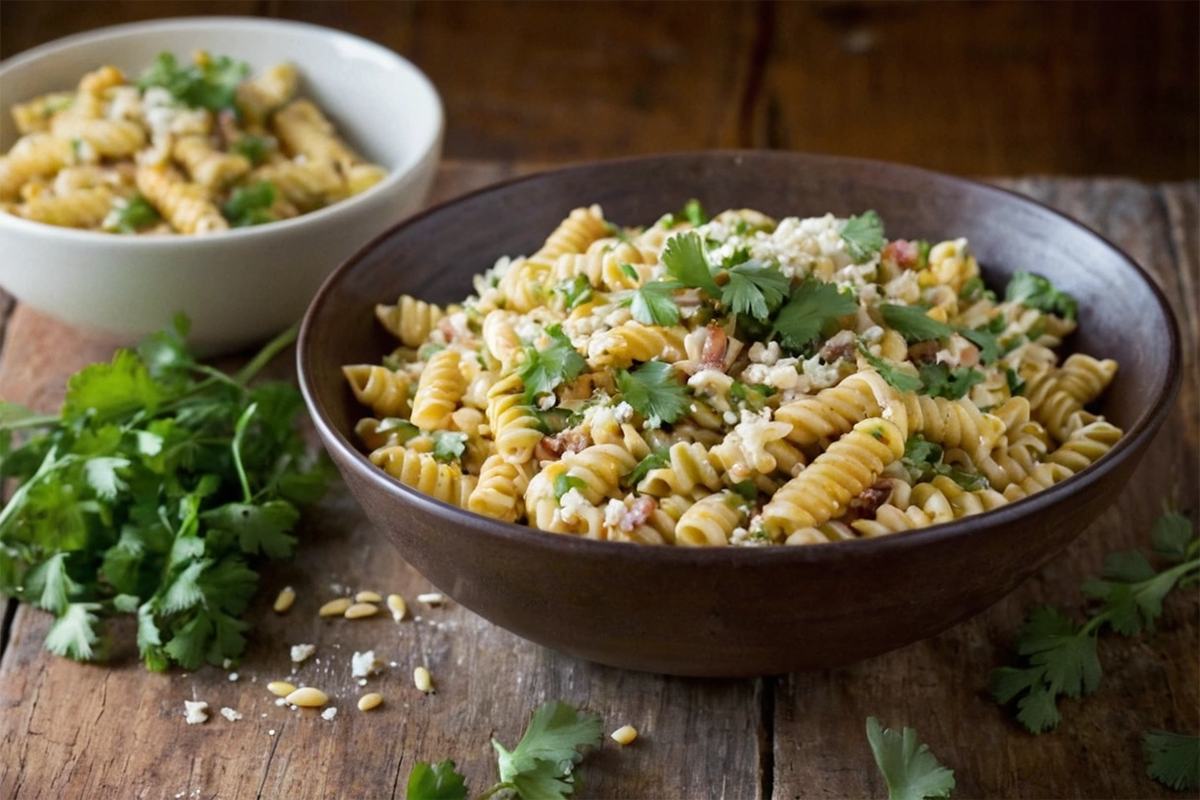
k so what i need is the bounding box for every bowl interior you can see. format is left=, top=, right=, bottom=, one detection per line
left=306, top=152, right=1175, bottom=449
left=0, top=17, right=441, bottom=175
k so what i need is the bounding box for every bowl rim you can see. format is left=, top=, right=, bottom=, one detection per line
left=0, top=15, right=445, bottom=245
left=298, top=149, right=1183, bottom=565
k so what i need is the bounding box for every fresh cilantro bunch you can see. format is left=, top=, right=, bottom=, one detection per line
left=866, top=717, right=956, bottom=800
left=137, top=51, right=249, bottom=112
left=408, top=700, right=603, bottom=800
left=989, top=509, right=1199, bottom=734
left=0, top=316, right=329, bottom=670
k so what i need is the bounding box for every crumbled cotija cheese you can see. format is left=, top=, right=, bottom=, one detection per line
left=183, top=700, right=209, bottom=725
left=351, top=650, right=383, bottom=679
left=557, top=488, right=587, bottom=524
left=290, top=643, right=316, bottom=663
left=219, top=707, right=242, bottom=722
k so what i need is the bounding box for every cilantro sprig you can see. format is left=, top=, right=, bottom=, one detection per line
left=517, top=325, right=586, bottom=401
left=1004, top=270, right=1078, bottom=321
left=407, top=700, right=603, bottom=800
left=0, top=315, right=329, bottom=670
left=660, top=231, right=719, bottom=296
left=840, top=210, right=886, bottom=264
left=773, top=279, right=858, bottom=354
left=629, top=281, right=682, bottom=327
left=106, top=193, right=162, bottom=234
left=615, top=361, right=689, bottom=425
left=138, top=51, right=249, bottom=112
left=989, top=509, right=1199, bottom=733
left=858, top=342, right=984, bottom=400
left=221, top=180, right=276, bottom=227
left=901, top=435, right=987, bottom=491
left=866, top=717, right=956, bottom=800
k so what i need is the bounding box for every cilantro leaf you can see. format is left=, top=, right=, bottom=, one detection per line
left=407, top=760, right=469, bottom=800
left=880, top=304, right=952, bottom=343
left=624, top=448, right=670, bottom=487
left=959, top=276, right=995, bottom=303
left=722, top=261, right=790, bottom=322
left=493, top=701, right=604, bottom=786
left=900, top=434, right=988, bottom=491
left=954, top=326, right=1002, bottom=365
left=683, top=198, right=707, bottom=227
left=432, top=431, right=468, bottom=463
left=554, top=275, right=593, bottom=312
left=917, top=363, right=985, bottom=400
left=1151, top=512, right=1195, bottom=561
left=230, top=134, right=272, bottom=165
left=518, top=325, right=586, bottom=400
left=1004, top=270, right=1078, bottom=321
left=63, top=349, right=164, bottom=423
left=44, top=604, right=102, bottom=662
left=221, top=180, right=276, bottom=227
left=25, top=553, right=82, bottom=614
left=859, top=344, right=923, bottom=393
left=773, top=280, right=858, bottom=354
left=840, top=210, right=885, bottom=264
left=553, top=474, right=588, bottom=503
left=1004, top=367, right=1026, bottom=397
left=616, top=361, right=689, bottom=424
left=630, top=281, right=681, bottom=327
left=202, top=500, right=300, bottom=559
left=1144, top=731, right=1200, bottom=791
left=108, top=193, right=162, bottom=234
left=84, top=456, right=131, bottom=500
left=44, top=602, right=102, bottom=661
left=865, top=717, right=955, bottom=800
left=661, top=231, right=719, bottom=296
left=378, top=417, right=421, bottom=444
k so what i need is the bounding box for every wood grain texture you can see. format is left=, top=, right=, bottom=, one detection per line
left=0, top=165, right=1196, bottom=800
left=1, top=1, right=1195, bottom=180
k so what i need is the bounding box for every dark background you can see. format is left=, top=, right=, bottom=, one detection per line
left=2, top=0, right=1197, bottom=179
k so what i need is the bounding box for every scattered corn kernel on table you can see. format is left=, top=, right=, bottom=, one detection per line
left=0, top=162, right=1196, bottom=800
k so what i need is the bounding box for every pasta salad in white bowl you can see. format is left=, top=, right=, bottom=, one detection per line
left=0, top=17, right=442, bottom=353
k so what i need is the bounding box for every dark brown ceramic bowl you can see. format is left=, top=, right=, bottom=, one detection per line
left=297, top=151, right=1180, bottom=677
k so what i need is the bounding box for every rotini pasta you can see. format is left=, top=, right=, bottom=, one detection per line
left=1, top=50, right=386, bottom=233
left=343, top=203, right=1123, bottom=546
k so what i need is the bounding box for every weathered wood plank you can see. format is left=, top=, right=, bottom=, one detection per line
left=0, top=0, right=262, bottom=57
left=266, top=0, right=758, bottom=162
left=0, top=161, right=762, bottom=800
left=771, top=179, right=1199, bottom=799
left=756, top=2, right=1198, bottom=180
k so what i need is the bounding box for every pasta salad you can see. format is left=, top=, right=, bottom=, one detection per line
left=0, top=52, right=386, bottom=233
left=343, top=203, right=1122, bottom=546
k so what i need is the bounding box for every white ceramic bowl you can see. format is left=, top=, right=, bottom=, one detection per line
left=0, top=17, right=443, bottom=354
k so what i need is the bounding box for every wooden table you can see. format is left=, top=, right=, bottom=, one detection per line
left=2, top=1, right=1197, bottom=182
left=0, top=162, right=1196, bottom=800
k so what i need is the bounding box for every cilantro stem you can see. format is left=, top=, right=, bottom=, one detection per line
left=233, top=322, right=300, bottom=386
left=0, top=449, right=71, bottom=534
left=0, top=413, right=60, bottom=430
left=472, top=781, right=514, bottom=800
left=1078, top=558, right=1200, bottom=638
left=231, top=403, right=258, bottom=503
